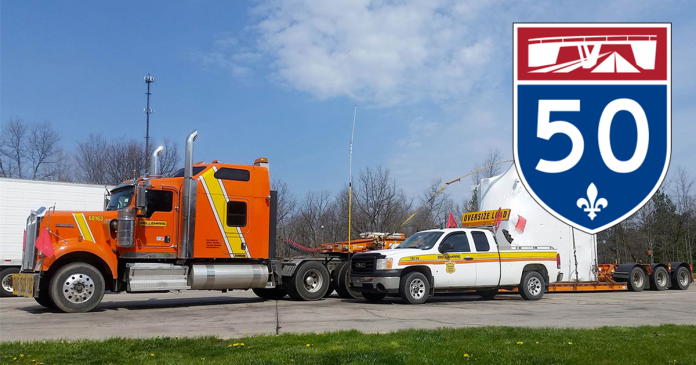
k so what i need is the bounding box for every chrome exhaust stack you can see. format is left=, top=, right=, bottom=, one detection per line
left=178, top=130, right=198, bottom=259
left=149, top=146, right=164, bottom=176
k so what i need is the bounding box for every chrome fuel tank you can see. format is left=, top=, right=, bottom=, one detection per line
left=189, top=264, right=268, bottom=290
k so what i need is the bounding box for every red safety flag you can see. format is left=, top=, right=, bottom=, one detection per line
left=515, top=215, right=527, bottom=234
left=494, top=208, right=503, bottom=231
left=446, top=212, right=458, bottom=228
left=35, top=228, right=55, bottom=258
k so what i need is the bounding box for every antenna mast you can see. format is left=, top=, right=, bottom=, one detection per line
left=348, top=105, right=357, bottom=248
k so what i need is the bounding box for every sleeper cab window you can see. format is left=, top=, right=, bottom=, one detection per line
left=214, top=168, right=250, bottom=181
left=226, top=201, right=247, bottom=227
left=471, top=231, right=490, bottom=252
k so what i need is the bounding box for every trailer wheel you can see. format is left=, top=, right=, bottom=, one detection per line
left=627, top=267, right=646, bottom=292
left=0, top=267, right=19, bottom=297
left=252, top=288, right=287, bottom=300
left=519, top=271, right=545, bottom=300
left=476, top=288, right=498, bottom=300
left=650, top=267, right=669, bottom=291
left=362, top=292, right=387, bottom=302
left=49, top=262, right=105, bottom=313
left=671, top=266, right=691, bottom=290
left=399, top=272, right=429, bottom=304
left=286, top=261, right=330, bottom=301
left=333, top=262, right=360, bottom=299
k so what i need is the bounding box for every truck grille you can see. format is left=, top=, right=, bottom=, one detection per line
left=351, top=257, right=375, bottom=274
left=21, top=207, right=46, bottom=272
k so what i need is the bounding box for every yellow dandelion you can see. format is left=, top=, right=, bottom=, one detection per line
left=13, top=358, right=17, bottom=361
left=232, top=343, right=240, bottom=347
left=20, top=355, right=24, bottom=358
left=463, top=353, right=470, bottom=358
left=240, top=343, right=244, bottom=346
left=516, top=341, right=523, bottom=345
left=536, top=341, right=539, bottom=344
left=151, top=353, right=155, bottom=357
left=568, top=342, right=573, bottom=345
left=306, top=344, right=311, bottom=347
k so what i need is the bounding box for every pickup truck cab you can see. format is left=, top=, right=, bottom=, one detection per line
left=349, top=228, right=561, bottom=304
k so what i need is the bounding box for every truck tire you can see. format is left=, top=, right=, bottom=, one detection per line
left=286, top=261, right=330, bottom=301
left=49, top=262, right=105, bottom=313
left=476, top=288, right=498, bottom=300
left=519, top=271, right=545, bottom=300
left=650, top=267, right=669, bottom=291
left=333, top=262, right=360, bottom=299
left=252, top=287, right=287, bottom=300
left=0, top=267, right=19, bottom=297
left=627, top=267, right=646, bottom=292
left=362, top=292, right=387, bottom=302
left=671, top=266, right=691, bottom=290
left=399, top=272, right=429, bottom=304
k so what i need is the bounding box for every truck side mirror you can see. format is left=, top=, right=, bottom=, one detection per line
left=135, top=185, right=147, bottom=210
left=438, top=242, right=453, bottom=253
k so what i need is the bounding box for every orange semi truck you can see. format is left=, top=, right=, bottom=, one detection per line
left=12, top=130, right=351, bottom=312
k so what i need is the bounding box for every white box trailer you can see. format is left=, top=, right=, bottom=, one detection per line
left=0, top=178, right=110, bottom=296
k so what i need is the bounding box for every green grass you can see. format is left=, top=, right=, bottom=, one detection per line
left=2, top=326, right=695, bottom=365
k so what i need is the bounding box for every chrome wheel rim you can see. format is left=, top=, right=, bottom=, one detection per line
left=303, top=269, right=323, bottom=293
left=1, top=273, right=12, bottom=293
left=62, top=272, right=95, bottom=304
left=632, top=271, right=644, bottom=288
left=656, top=271, right=667, bottom=288
left=678, top=270, right=689, bottom=286
left=528, top=277, right=542, bottom=296
left=410, top=278, right=426, bottom=299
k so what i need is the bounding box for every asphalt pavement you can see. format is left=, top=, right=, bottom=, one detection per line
left=1, top=289, right=694, bottom=341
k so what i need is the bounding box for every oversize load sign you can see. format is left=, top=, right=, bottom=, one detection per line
left=513, top=24, right=671, bottom=234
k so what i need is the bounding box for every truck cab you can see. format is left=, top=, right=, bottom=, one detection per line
left=349, top=228, right=560, bottom=304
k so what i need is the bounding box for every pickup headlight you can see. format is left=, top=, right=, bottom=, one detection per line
left=376, top=258, right=393, bottom=270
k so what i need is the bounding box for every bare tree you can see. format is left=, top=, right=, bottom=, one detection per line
left=0, top=118, right=29, bottom=178
left=75, top=134, right=111, bottom=184
left=409, top=178, right=456, bottom=233
left=157, top=138, right=181, bottom=175
left=1, top=118, right=65, bottom=180
left=471, top=149, right=504, bottom=185
left=352, top=166, right=412, bottom=235
left=27, top=121, right=62, bottom=180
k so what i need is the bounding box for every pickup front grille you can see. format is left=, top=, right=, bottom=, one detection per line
left=351, top=257, right=375, bottom=274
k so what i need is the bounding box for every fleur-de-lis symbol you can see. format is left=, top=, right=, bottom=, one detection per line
left=577, top=183, right=608, bottom=220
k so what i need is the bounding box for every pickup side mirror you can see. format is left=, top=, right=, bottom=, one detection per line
left=438, top=242, right=453, bottom=253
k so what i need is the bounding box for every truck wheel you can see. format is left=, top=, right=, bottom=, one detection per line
left=627, top=267, right=646, bottom=292
left=252, top=288, right=287, bottom=300
left=519, top=271, right=545, bottom=300
left=477, top=288, right=498, bottom=300
left=286, top=261, right=330, bottom=301
left=650, top=267, right=669, bottom=291
left=49, top=262, right=105, bottom=313
left=362, top=292, right=387, bottom=302
left=399, top=272, right=429, bottom=304
left=0, top=267, right=19, bottom=297
left=671, top=266, right=691, bottom=290
left=333, top=262, right=360, bottom=299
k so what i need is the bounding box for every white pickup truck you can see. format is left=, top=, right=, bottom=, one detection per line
left=349, top=228, right=561, bottom=303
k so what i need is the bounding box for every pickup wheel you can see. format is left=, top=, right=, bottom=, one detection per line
left=49, top=262, right=105, bottom=313
left=477, top=288, right=498, bottom=300
left=399, top=272, right=429, bottom=304
left=252, top=288, right=287, bottom=300
left=333, top=262, right=360, bottom=299
left=627, top=267, right=646, bottom=292
left=362, top=292, right=387, bottom=302
left=286, top=261, right=330, bottom=301
left=519, top=271, right=545, bottom=300
left=650, top=267, right=669, bottom=291
left=671, top=266, right=691, bottom=290
left=0, top=267, right=19, bottom=297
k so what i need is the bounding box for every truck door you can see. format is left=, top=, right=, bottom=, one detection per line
left=471, top=230, right=500, bottom=286
left=437, top=232, right=477, bottom=288
left=135, top=188, right=178, bottom=248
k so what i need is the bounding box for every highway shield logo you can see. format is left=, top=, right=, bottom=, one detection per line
left=513, top=23, right=671, bottom=234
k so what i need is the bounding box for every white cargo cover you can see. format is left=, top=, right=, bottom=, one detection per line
left=477, top=166, right=597, bottom=281
left=0, top=178, right=110, bottom=266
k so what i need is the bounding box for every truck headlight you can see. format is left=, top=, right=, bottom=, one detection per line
left=376, top=258, right=393, bottom=270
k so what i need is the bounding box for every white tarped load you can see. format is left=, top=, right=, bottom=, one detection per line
left=477, top=165, right=597, bottom=282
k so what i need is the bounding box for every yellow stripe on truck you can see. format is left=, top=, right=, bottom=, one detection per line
left=73, top=213, right=95, bottom=242
left=199, top=168, right=248, bottom=258
left=399, top=251, right=556, bottom=265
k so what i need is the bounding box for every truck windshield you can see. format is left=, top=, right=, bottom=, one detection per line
left=396, top=231, right=444, bottom=250
left=106, top=187, right=134, bottom=211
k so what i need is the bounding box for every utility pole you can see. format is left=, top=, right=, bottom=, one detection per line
left=144, top=74, right=155, bottom=169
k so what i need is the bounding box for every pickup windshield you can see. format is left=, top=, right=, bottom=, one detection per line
left=106, top=187, right=134, bottom=211
left=396, top=231, right=444, bottom=250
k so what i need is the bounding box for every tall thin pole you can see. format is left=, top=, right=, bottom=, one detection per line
left=348, top=105, right=357, bottom=249
left=144, top=74, right=155, bottom=170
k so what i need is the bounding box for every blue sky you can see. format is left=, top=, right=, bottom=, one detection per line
left=2, top=0, right=695, bottom=202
